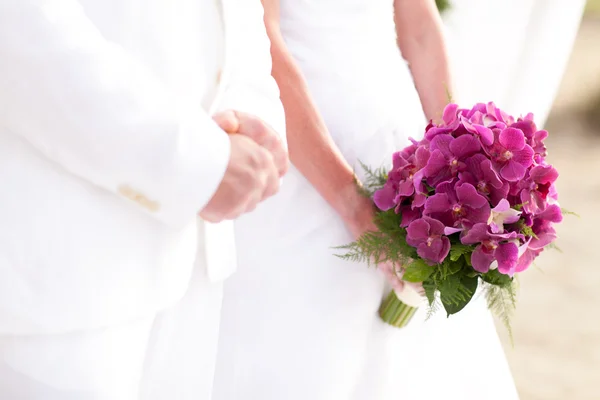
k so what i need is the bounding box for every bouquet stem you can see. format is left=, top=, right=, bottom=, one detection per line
left=379, top=291, right=418, bottom=328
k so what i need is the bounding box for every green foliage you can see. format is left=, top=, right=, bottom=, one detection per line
left=520, top=223, right=538, bottom=239
left=337, top=162, right=520, bottom=333
left=423, top=279, right=437, bottom=306
left=546, top=242, right=563, bottom=253
left=485, top=280, right=518, bottom=345
left=481, top=269, right=513, bottom=288
left=334, top=209, right=415, bottom=267
left=441, top=275, right=478, bottom=315
left=436, top=0, right=451, bottom=14
left=356, top=161, right=388, bottom=197
left=561, top=208, right=580, bottom=218
left=403, top=259, right=434, bottom=282
left=512, top=203, right=526, bottom=211
left=449, top=243, right=472, bottom=262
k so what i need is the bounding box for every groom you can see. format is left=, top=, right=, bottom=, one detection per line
left=0, top=0, right=286, bottom=399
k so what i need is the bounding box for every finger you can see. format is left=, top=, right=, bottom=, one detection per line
left=378, top=262, right=405, bottom=292
left=213, top=110, right=240, bottom=134
left=198, top=210, right=223, bottom=224
left=233, top=111, right=289, bottom=177
left=390, top=279, right=406, bottom=294
left=225, top=191, right=261, bottom=220
left=270, top=140, right=290, bottom=178
left=233, top=111, right=270, bottom=144
left=259, top=152, right=280, bottom=200
left=261, top=167, right=280, bottom=200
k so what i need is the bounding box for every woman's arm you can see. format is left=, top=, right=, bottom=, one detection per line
left=261, top=0, right=375, bottom=237
left=394, top=0, right=452, bottom=122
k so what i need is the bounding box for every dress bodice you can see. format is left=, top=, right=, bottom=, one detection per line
left=279, top=0, right=398, bottom=61
left=278, top=0, right=425, bottom=173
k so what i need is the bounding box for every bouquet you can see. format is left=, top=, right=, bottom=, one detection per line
left=340, top=102, right=565, bottom=334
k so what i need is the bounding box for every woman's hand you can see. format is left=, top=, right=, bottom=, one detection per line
left=340, top=183, right=424, bottom=295
left=339, top=185, right=379, bottom=240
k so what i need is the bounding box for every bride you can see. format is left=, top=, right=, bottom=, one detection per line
left=213, top=0, right=518, bottom=398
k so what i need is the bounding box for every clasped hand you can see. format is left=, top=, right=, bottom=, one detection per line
left=200, top=110, right=289, bottom=223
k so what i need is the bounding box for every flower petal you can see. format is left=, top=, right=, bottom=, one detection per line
left=373, top=185, right=397, bottom=211
left=500, top=160, right=527, bottom=182
left=530, top=165, right=559, bottom=185
left=490, top=182, right=511, bottom=206
left=424, top=193, right=452, bottom=214
left=465, top=205, right=492, bottom=225
left=450, top=134, right=481, bottom=159
left=392, top=152, right=409, bottom=169
left=429, top=134, right=454, bottom=158
left=412, top=191, right=427, bottom=208
left=512, top=145, right=534, bottom=169
left=442, top=103, right=459, bottom=125
left=435, top=236, right=451, bottom=263
left=461, top=223, right=490, bottom=244
left=457, top=183, right=489, bottom=209
left=423, top=149, right=448, bottom=178
left=530, top=229, right=557, bottom=250
left=406, top=218, right=431, bottom=246
left=495, top=242, right=519, bottom=275
left=473, top=124, right=495, bottom=146
left=510, top=120, right=535, bottom=140
left=515, top=248, right=540, bottom=273
left=537, top=204, right=563, bottom=223
left=415, top=146, right=431, bottom=169
left=480, top=159, right=504, bottom=188
left=417, top=243, right=437, bottom=265
left=400, top=207, right=422, bottom=228
left=397, top=179, right=415, bottom=197
left=471, top=245, right=494, bottom=273
left=464, top=154, right=487, bottom=180
left=416, top=236, right=450, bottom=264
left=499, top=128, right=526, bottom=151
left=492, top=198, right=510, bottom=213
left=423, top=216, right=446, bottom=236
left=444, top=226, right=463, bottom=235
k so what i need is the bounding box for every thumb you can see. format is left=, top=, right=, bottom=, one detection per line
left=213, top=110, right=240, bottom=134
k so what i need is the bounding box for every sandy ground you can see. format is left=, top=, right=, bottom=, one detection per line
left=495, top=16, right=600, bottom=400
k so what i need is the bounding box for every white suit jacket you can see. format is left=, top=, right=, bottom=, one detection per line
left=0, top=0, right=285, bottom=334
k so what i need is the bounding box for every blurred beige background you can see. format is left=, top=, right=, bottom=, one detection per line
left=496, top=3, right=600, bottom=399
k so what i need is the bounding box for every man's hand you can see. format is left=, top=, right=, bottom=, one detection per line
left=199, top=134, right=279, bottom=223
left=213, top=110, right=289, bottom=177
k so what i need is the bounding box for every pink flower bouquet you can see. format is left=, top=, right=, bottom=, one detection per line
left=339, top=102, right=565, bottom=331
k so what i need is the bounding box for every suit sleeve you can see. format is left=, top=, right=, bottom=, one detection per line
left=0, top=0, right=230, bottom=228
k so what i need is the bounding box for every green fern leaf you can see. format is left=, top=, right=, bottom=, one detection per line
left=561, top=208, right=580, bottom=218
left=403, top=259, right=434, bottom=282
left=449, top=244, right=472, bottom=262
left=485, top=282, right=518, bottom=345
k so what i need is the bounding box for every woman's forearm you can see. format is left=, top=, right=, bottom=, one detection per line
left=394, top=0, right=452, bottom=122
left=265, top=22, right=363, bottom=223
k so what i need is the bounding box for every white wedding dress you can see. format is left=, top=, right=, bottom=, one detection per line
left=213, top=1, right=518, bottom=399
left=443, top=0, right=586, bottom=126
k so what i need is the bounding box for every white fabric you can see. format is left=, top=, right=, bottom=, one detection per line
left=0, top=0, right=283, bottom=398
left=0, top=0, right=283, bottom=335
left=0, top=246, right=224, bottom=399
left=443, top=0, right=586, bottom=126
left=214, top=1, right=522, bottom=399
